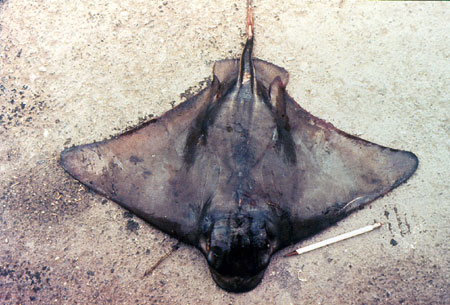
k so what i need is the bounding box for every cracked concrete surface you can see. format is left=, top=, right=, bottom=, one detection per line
left=1, top=0, right=449, bottom=304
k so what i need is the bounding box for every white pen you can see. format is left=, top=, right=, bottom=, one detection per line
left=285, top=223, right=382, bottom=257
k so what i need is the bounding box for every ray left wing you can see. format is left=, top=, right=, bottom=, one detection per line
left=60, top=78, right=223, bottom=244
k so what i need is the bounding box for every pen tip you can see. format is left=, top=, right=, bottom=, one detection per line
left=284, top=251, right=298, bottom=257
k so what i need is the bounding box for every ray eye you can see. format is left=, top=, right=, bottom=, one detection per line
left=206, top=238, right=211, bottom=252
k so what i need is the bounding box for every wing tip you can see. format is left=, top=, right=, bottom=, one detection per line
left=405, top=150, right=419, bottom=174
left=59, top=146, right=77, bottom=173
left=394, top=150, right=419, bottom=187
left=59, top=143, right=99, bottom=180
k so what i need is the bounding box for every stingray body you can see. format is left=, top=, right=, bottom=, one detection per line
left=60, top=5, right=418, bottom=293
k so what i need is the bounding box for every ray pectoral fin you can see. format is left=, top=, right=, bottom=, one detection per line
left=296, top=146, right=417, bottom=233
left=60, top=143, right=108, bottom=193
left=183, top=75, right=221, bottom=167
left=284, top=96, right=418, bottom=243
left=60, top=138, right=200, bottom=243
left=333, top=149, right=418, bottom=215
left=59, top=78, right=225, bottom=245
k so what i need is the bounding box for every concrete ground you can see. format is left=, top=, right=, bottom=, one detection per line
left=1, top=0, right=449, bottom=304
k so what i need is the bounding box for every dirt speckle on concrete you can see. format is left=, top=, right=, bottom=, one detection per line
left=126, top=219, right=140, bottom=233
left=0, top=81, right=47, bottom=133
left=1, top=163, right=90, bottom=225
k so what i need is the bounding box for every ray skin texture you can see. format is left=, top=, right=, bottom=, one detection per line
left=60, top=35, right=418, bottom=292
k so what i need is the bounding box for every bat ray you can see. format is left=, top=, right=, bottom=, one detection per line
left=60, top=2, right=418, bottom=293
